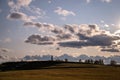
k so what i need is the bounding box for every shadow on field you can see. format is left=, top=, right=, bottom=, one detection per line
left=0, top=61, right=99, bottom=71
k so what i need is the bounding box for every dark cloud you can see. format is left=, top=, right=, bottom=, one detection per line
left=88, top=24, right=99, bottom=30
left=87, top=34, right=114, bottom=46
left=7, top=12, right=31, bottom=21
left=0, top=48, right=10, bottom=60
left=24, top=23, right=120, bottom=52
left=24, top=22, right=55, bottom=30
left=101, top=48, right=120, bottom=52
left=58, top=41, right=83, bottom=48
left=24, top=21, right=34, bottom=26
left=56, top=33, right=73, bottom=40
left=25, top=34, right=56, bottom=45
left=77, top=33, right=89, bottom=40
left=64, top=24, right=79, bottom=33
left=51, top=27, right=64, bottom=34
left=58, top=34, right=120, bottom=48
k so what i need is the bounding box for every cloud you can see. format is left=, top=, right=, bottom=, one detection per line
left=7, top=12, right=31, bottom=21
left=25, top=34, right=56, bottom=45
left=0, top=48, right=19, bottom=62
left=48, top=0, right=52, bottom=3
left=24, top=22, right=55, bottom=31
left=56, top=33, right=74, bottom=40
left=54, top=7, right=76, bottom=16
left=0, top=48, right=10, bottom=53
left=51, top=27, right=64, bottom=34
left=7, top=0, right=45, bottom=22
left=26, top=6, right=46, bottom=19
left=58, top=35, right=114, bottom=48
left=85, top=0, right=112, bottom=3
left=114, top=30, right=120, bottom=36
left=17, top=0, right=32, bottom=7
left=24, top=23, right=120, bottom=52
left=86, top=0, right=91, bottom=3
left=0, top=48, right=11, bottom=60
left=104, top=24, right=109, bottom=28
left=58, top=24, right=120, bottom=49
left=86, top=34, right=118, bottom=46
left=64, top=24, right=79, bottom=33
left=8, top=0, right=32, bottom=12
left=102, top=0, right=112, bottom=3
left=101, top=48, right=119, bottom=52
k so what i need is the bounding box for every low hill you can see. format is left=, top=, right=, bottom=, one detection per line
left=0, top=61, right=120, bottom=80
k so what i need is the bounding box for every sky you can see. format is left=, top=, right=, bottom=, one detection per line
left=0, top=0, right=120, bottom=60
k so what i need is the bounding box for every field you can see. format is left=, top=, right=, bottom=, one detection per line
left=0, top=62, right=120, bottom=80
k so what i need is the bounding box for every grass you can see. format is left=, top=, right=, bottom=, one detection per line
left=0, top=62, right=120, bottom=80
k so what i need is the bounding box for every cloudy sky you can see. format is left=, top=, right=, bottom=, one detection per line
left=0, top=0, right=120, bottom=59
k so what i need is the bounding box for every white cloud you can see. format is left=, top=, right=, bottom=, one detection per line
left=54, top=7, right=76, bottom=16
left=26, top=6, right=46, bottom=18
left=17, top=0, right=32, bottom=7
left=85, top=0, right=112, bottom=3
left=7, top=0, right=45, bottom=21
left=86, top=0, right=91, bottom=3
left=100, top=20, right=104, bottom=23
left=102, top=0, right=112, bottom=3
left=8, top=0, right=32, bottom=12
left=104, top=24, right=109, bottom=28
left=114, top=30, right=120, bottom=36
left=48, top=0, right=52, bottom=3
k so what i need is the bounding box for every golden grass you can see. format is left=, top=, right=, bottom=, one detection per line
left=0, top=63, right=120, bottom=80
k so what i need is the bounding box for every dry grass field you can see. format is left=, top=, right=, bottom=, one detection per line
left=0, top=62, right=120, bottom=80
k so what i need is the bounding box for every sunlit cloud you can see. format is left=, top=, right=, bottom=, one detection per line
left=86, top=0, right=91, bottom=3
left=104, top=24, right=109, bottom=28
left=54, top=7, right=76, bottom=16
left=48, top=0, right=52, bottom=4
left=85, top=0, right=112, bottom=3
left=102, top=0, right=112, bottom=3
left=7, top=0, right=45, bottom=22
left=8, top=0, right=32, bottom=12
left=24, top=23, right=120, bottom=53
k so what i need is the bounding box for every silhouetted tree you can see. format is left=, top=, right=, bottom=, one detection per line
left=79, top=59, right=82, bottom=63
left=65, top=58, right=68, bottom=62
left=110, top=60, right=117, bottom=65
left=94, top=59, right=104, bottom=65
left=85, top=59, right=93, bottom=64
left=51, top=55, right=53, bottom=61
left=94, top=60, right=99, bottom=64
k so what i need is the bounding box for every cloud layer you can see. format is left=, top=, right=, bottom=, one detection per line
left=24, top=23, right=120, bottom=52
left=85, top=0, right=112, bottom=3
left=25, top=34, right=56, bottom=45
